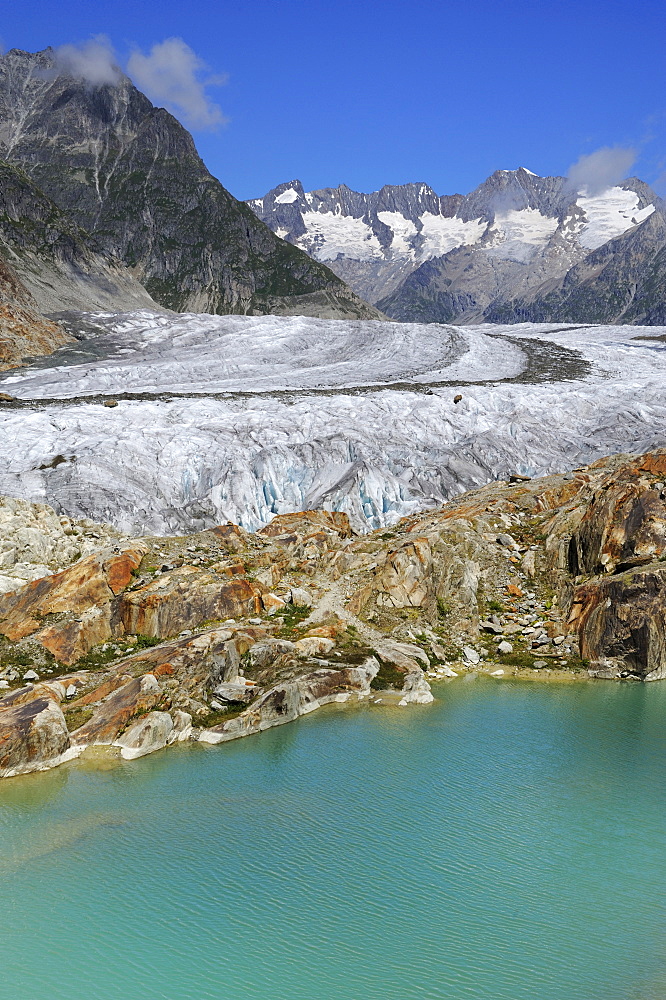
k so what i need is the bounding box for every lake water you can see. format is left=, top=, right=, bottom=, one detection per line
left=1, top=678, right=664, bottom=1000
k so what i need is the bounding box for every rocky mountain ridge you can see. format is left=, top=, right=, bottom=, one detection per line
left=0, top=47, right=380, bottom=331
left=1, top=447, right=665, bottom=778
left=249, top=169, right=666, bottom=323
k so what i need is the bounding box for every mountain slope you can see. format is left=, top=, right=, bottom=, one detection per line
left=249, top=169, right=665, bottom=324
left=0, top=254, right=71, bottom=368
left=0, top=48, right=380, bottom=320
left=0, top=160, right=158, bottom=314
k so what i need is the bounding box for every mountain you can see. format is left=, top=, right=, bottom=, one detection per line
left=0, top=253, right=71, bottom=369
left=0, top=48, right=380, bottom=320
left=249, top=169, right=666, bottom=323
left=0, top=160, right=157, bottom=314
left=0, top=159, right=160, bottom=366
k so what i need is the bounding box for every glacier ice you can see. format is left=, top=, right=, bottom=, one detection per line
left=0, top=311, right=665, bottom=535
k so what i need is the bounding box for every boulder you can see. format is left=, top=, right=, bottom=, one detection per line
left=262, top=592, right=286, bottom=612
left=294, top=636, right=335, bottom=657
left=373, top=640, right=429, bottom=671
left=114, top=711, right=174, bottom=760
left=171, top=710, right=193, bottom=741
left=210, top=681, right=256, bottom=705
left=521, top=549, right=536, bottom=577
left=289, top=587, right=313, bottom=607
left=398, top=669, right=434, bottom=706
left=247, top=639, right=296, bottom=670
left=0, top=693, right=74, bottom=777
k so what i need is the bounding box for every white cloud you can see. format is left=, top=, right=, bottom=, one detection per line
left=127, top=38, right=227, bottom=131
left=53, top=35, right=121, bottom=87
left=567, top=146, right=637, bottom=196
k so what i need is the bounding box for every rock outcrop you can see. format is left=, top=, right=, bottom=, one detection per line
left=200, top=658, right=380, bottom=745
left=0, top=496, right=127, bottom=595
left=116, top=567, right=264, bottom=638
left=1, top=448, right=666, bottom=778
left=0, top=682, right=74, bottom=777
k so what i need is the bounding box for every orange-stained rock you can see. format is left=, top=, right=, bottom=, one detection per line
left=67, top=673, right=133, bottom=708
left=636, top=453, right=666, bottom=477
left=70, top=674, right=162, bottom=745
left=210, top=523, right=253, bottom=552
left=0, top=695, right=70, bottom=776
left=303, top=625, right=342, bottom=639
left=506, top=584, right=523, bottom=597
left=115, top=566, right=264, bottom=638
left=214, top=562, right=247, bottom=577
left=105, top=625, right=271, bottom=706
left=0, top=256, right=73, bottom=370
left=36, top=606, right=113, bottom=666
left=0, top=546, right=146, bottom=641
left=106, top=550, right=145, bottom=594
left=152, top=662, right=175, bottom=677
left=258, top=509, right=355, bottom=540
left=374, top=538, right=433, bottom=609
left=0, top=680, right=68, bottom=710
left=568, top=468, right=666, bottom=576
left=568, top=565, right=666, bottom=680
left=262, top=592, right=286, bottom=611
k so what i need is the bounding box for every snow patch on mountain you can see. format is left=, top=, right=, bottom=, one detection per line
left=577, top=187, right=656, bottom=250
left=305, top=213, right=384, bottom=262
left=274, top=187, right=300, bottom=204
left=419, top=213, right=486, bottom=258
left=486, top=208, right=559, bottom=262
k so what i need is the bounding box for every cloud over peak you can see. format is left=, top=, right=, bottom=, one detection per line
left=567, top=146, right=637, bottom=196
left=49, top=36, right=227, bottom=132
left=127, top=38, right=228, bottom=131
left=53, top=36, right=121, bottom=87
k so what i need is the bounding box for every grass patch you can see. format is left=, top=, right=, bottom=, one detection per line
left=275, top=604, right=311, bottom=637
left=63, top=706, right=94, bottom=731
left=197, top=702, right=250, bottom=728
left=133, top=635, right=163, bottom=650
left=370, top=660, right=407, bottom=691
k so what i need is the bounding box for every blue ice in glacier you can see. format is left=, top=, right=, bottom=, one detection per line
left=0, top=311, right=664, bottom=534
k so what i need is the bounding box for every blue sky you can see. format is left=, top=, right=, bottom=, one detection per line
left=3, top=0, right=666, bottom=200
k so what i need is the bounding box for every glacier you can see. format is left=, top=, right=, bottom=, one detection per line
left=0, top=311, right=665, bottom=535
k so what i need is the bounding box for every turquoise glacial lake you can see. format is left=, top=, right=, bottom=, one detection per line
left=1, top=678, right=665, bottom=1000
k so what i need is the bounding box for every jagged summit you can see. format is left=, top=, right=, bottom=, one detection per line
left=249, top=168, right=665, bottom=322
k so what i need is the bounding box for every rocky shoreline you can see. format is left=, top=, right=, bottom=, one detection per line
left=1, top=448, right=665, bottom=779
